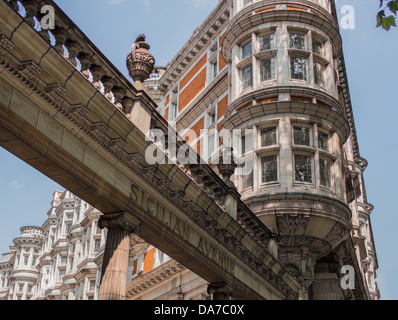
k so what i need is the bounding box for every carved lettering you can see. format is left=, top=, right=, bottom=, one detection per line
left=129, top=183, right=236, bottom=274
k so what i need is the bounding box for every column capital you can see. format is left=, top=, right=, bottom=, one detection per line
left=207, top=282, right=234, bottom=300
left=98, top=212, right=140, bottom=234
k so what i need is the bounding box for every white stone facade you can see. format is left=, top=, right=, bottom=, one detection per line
left=0, top=191, right=208, bottom=301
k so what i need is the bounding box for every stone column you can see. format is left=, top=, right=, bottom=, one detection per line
left=98, top=213, right=140, bottom=300
left=208, top=282, right=233, bottom=300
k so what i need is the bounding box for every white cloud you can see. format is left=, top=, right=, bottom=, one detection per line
left=9, top=179, right=23, bottom=190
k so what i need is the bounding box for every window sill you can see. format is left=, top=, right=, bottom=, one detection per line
left=319, top=149, right=338, bottom=161
left=293, top=181, right=314, bottom=187
left=260, top=182, right=280, bottom=187
left=288, top=48, right=311, bottom=58
left=314, top=83, right=326, bottom=91
left=292, top=145, right=316, bottom=154
left=320, top=185, right=334, bottom=193
left=240, top=86, right=253, bottom=96
left=313, top=53, right=330, bottom=66
left=241, top=187, right=254, bottom=193
left=258, top=79, right=277, bottom=87
left=254, top=49, right=278, bottom=60
left=290, top=78, right=309, bottom=84
left=255, top=145, right=281, bottom=156
left=236, top=56, right=252, bottom=69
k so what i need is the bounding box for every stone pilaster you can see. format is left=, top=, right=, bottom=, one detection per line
left=98, top=213, right=140, bottom=300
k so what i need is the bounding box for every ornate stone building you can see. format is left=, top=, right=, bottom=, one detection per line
left=0, top=0, right=379, bottom=300
left=136, top=0, right=380, bottom=300
left=0, top=191, right=210, bottom=300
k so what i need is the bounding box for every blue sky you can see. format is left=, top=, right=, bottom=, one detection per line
left=0, top=0, right=396, bottom=300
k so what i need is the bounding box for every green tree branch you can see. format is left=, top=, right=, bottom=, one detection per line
left=377, top=0, right=398, bottom=30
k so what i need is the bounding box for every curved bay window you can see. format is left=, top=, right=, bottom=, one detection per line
left=237, top=30, right=277, bottom=93
left=292, top=123, right=336, bottom=189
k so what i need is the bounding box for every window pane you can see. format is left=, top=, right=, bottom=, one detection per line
left=242, top=42, right=252, bottom=59
left=243, top=0, right=253, bottom=5
left=295, top=154, right=312, bottom=183
left=320, top=158, right=332, bottom=188
left=261, top=127, right=277, bottom=147
left=241, top=159, right=254, bottom=190
left=242, top=65, right=253, bottom=89
left=259, top=34, right=274, bottom=51
left=318, top=131, right=329, bottom=151
left=170, top=103, right=177, bottom=121
left=208, top=132, right=216, bottom=157
left=212, top=61, right=218, bottom=79
left=94, top=239, right=101, bottom=253
left=313, top=39, right=323, bottom=55
left=289, top=33, right=306, bottom=50
left=241, top=131, right=254, bottom=155
left=207, top=112, right=216, bottom=128
left=294, top=126, right=311, bottom=146
left=314, top=62, right=324, bottom=87
left=260, top=58, right=275, bottom=82
left=262, top=155, right=278, bottom=183
left=291, top=57, right=307, bottom=80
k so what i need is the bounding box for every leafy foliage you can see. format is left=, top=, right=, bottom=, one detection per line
left=377, top=0, right=398, bottom=30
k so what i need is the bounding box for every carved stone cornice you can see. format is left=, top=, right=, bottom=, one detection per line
left=0, top=33, right=14, bottom=53
left=18, top=60, right=42, bottom=79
